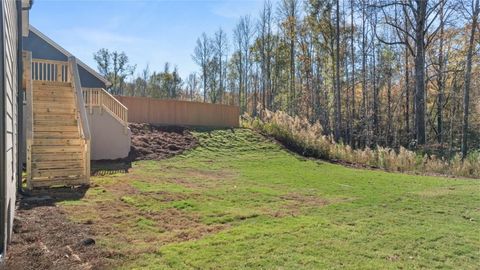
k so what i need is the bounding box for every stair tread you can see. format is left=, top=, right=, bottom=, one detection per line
left=33, top=101, right=76, bottom=106
left=32, top=170, right=86, bottom=178
left=33, top=92, right=75, bottom=98
left=33, top=167, right=84, bottom=171
left=33, top=81, right=72, bottom=87
left=32, top=146, right=83, bottom=151
left=34, top=122, right=78, bottom=127
left=29, top=178, right=87, bottom=188
left=33, top=161, right=83, bottom=167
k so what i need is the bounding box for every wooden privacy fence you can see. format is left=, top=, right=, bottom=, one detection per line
left=114, top=96, right=240, bottom=128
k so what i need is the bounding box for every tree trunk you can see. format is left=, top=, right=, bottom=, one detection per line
left=334, top=0, right=342, bottom=142
left=403, top=12, right=411, bottom=145
left=436, top=1, right=446, bottom=147
left=361, top=2, right=368, bottom=147
left=387, top=65, right=393, bottom=146
left=414, top=0, right=427, bottom=146
left=350, top=0, right=356, bottom=146
left=462, top=0, right=479, bottom=158
left=404, top=43, right=411, bottom=146
left=290, top=39, right=296, bottom=115
left=203, top=69, right=207, bottom=103
left=372, top=43, right=379, bottom=145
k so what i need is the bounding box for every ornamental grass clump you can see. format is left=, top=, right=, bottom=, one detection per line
left=243, top=109, right=479, bottom=178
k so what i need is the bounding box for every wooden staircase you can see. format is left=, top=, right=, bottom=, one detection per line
left=29, top=81, right=87, bottom=186
left=24, top=54, right=91, bottom=189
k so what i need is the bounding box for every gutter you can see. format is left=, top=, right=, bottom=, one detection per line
left=22, top=0, right=33, bottom=11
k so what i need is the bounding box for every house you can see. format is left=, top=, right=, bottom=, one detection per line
left=23, top=26, right=111, bottom=89
left=21, top=25, right=131, bottom=189
left=1, top=0, right=130, bottom=260
left=1, top=0, right=31, bottom=261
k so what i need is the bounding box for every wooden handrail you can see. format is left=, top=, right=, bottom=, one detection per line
left=31, top=58, right=69, bottom=82
left=83, top=87, right=129, bottom=128
left=69, top=56, right=91, bottom=182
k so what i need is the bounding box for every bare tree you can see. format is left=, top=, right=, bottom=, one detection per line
left=278, top=0, right=300, bottom=115
left=214, top=28, right=228, bottom=104
left=192, top=33, right=213, bottom=102
left=334, top=0, right=342, bottom=141
left=258, top=0, right=275, bottom=110
left=435, top=0, right=447, bottom=147
left=461, top=0, right=480, bottom=158
left=138, top=64, right=150, bottom=97
left=234, top=16, right=254, bottom=112
left=350, top=0, right=356, bottom=146
left=186, top=73, right=199, bottom=101
left=361, top=0, right=369, bottom=146
left=375, top=0, right=446, bottom=147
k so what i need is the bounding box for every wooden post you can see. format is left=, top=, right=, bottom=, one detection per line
left=99, top=90, right=103, bottom=114
left=56, top=63, right=62, bottom=82
left=26, top=139, right=32, bottom=189
left=24, top=51, right=33, bottom=188
left=85, top=139, right=91, bottom=183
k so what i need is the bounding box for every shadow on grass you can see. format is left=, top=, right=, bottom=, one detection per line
left=91, top=159, right=132, bottom=176
left=19, top=160, right=131, bottom=210
left=19, top=186, right=89, bottom=210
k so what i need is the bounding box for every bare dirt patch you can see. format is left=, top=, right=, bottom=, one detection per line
left=270, top=193, right=330, bottom=217
left=129, top=123, right=198, bottom=161
left=165, top=168, right=239, bottom=190
left=4, top=193, right=111, bottom=270
left=60, top=184, right=228, bottom=260
left=145, top=208, right=227, bottom=242
left=414, top=186, right=458, bottom=197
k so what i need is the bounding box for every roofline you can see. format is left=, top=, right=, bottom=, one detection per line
left=29, top=25, right=112, bottom=87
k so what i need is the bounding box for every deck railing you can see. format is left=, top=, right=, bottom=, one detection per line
left=82, top=87, right=129, bottom=129
left=31, top=58, right=70, bottom=82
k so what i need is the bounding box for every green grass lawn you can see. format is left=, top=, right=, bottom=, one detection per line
left=61, top=129, right=480, bottom=269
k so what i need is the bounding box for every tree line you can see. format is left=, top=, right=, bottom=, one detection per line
left=93, top=0, right=479, bottom=158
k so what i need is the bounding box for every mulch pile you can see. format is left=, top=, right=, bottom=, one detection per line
left=128, top=123, right=198, bottom=161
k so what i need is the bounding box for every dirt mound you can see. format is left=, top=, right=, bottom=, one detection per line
left=5, top=195, right=111, bottom=270
left=129, top=123, right=198, bottom=161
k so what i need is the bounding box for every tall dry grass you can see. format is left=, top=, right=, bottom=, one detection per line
left=243, top=109, right=480, bottom=178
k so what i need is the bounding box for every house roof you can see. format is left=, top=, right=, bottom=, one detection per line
left=29, top=25, right=112, bottom=87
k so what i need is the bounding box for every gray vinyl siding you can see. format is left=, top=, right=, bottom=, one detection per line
left=23, top=29, right=108, bottom=88
left=1, top=0, right=19, bottom=259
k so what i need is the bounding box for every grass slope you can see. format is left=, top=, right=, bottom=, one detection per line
left=61, top=129, right=480, bottom=269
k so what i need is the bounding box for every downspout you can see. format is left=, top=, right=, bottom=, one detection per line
left=17, top=0, right=32, bottom=195
left=16, top=0, right=26, bottom=195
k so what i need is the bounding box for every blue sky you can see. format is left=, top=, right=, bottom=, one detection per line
left=30, top=0, right=267, bottom=78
